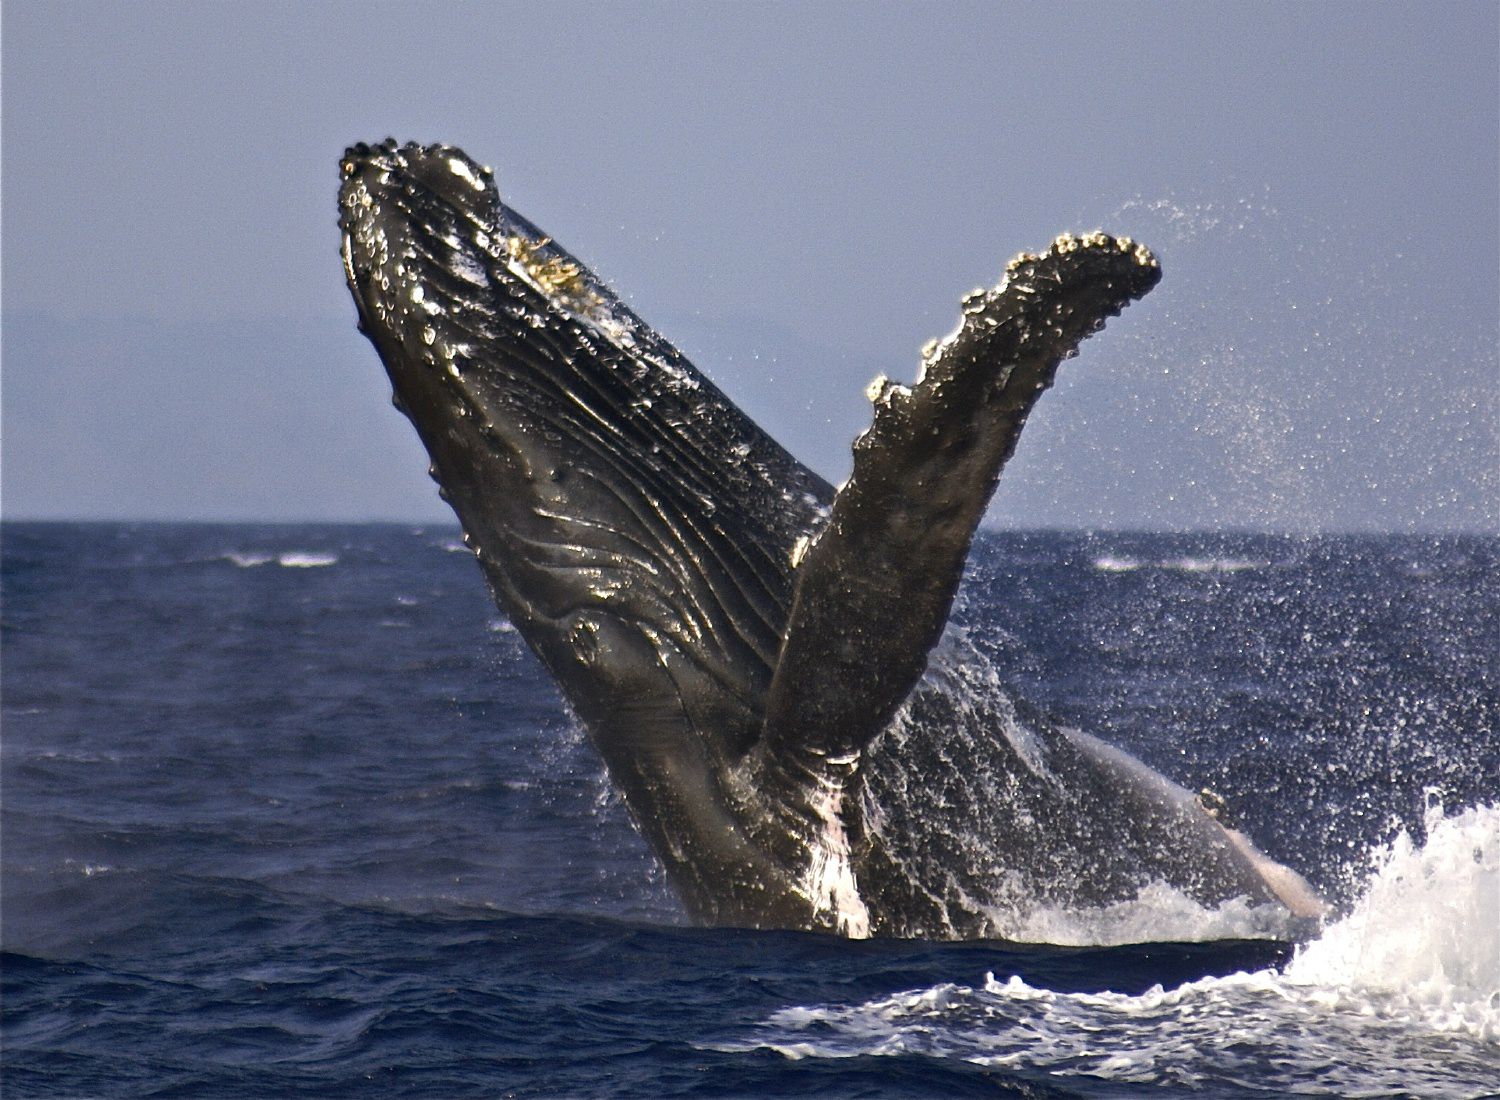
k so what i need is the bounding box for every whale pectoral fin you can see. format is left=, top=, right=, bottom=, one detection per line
left=763, top=234, right=1161, bottom=766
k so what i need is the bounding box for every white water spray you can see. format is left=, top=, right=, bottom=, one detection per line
left=719, top=802, right=1500, bottom=1095
left=1284, top=799, right=1499, bottom=1039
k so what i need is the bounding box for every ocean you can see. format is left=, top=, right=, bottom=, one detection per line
left=2, top=522, right=1495, bottom=1097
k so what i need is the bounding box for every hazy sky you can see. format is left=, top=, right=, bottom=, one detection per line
left=4, top=2, right=1496, bottom=530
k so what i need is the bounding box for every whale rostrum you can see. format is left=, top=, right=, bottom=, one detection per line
left=339, top=140, right=1323, bottom=937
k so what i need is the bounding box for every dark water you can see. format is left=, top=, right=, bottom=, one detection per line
left=3, top=523, right=1496, bottom=1097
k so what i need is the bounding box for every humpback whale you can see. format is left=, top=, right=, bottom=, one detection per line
left=339, top=140, right=1322, bottom=937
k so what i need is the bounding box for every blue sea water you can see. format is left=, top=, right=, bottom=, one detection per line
left=2, top=523, right=1496, bottom=1097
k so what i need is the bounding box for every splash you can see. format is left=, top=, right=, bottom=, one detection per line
left=983, top=880, right=1295, bottom=946
left=801, top=775, right=873, bottom=939
left=861, top=639, right=1316, bottom=941
left=1285, top=800, right=1499, bottom=1038
left=1093, top=187, right=1498, bottom=533
left=719, top=803, right=1500, bottom=1094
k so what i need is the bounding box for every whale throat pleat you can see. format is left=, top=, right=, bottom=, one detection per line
left=339, top=142, right=832, bottom=773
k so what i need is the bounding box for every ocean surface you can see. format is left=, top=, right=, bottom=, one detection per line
left=2, top=522, right=1496, bottom=1098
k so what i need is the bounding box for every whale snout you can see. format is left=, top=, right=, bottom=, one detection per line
left=337, top=140, right=501, bottom=303
left=337, top=138, right=505, bottom=373
left=339, top=139, right=497, bottom=218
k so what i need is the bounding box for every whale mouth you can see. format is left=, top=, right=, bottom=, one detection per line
left=335, top=138, right=757, bottom=491
left=338, top=139, right=609, bottom=476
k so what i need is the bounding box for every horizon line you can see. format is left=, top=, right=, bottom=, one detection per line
left=2, top=515, right=1495, bottom=539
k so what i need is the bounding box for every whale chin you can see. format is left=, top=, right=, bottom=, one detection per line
left=339, top=139, right=1322, bottom=937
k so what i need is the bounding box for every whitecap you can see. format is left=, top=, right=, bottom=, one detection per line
left=1166, top=556, right=1261, bottom=573
left=34, top=749, right=117, bottom=764
left=223, top=551, right=274, bottom=568
left=63, top=859, right=115, bottom=877
left=1094, top=554, right=1262, bottom=574
left=276, top=552, right=338, bottom=568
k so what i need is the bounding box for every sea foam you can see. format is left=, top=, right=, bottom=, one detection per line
left=720, top=802, right=1500, bottom=1094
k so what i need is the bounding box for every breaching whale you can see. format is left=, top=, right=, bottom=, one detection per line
left=339, top=140, right=1322, bottom=938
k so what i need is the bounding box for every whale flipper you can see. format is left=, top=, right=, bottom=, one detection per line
left=765, top=237, right=1161, bottom=770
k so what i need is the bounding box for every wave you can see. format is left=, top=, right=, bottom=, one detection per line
left=718, top=802, right=1500, bottom=1094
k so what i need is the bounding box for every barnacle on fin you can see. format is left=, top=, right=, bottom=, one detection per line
left=506, top=234, right=587, bottom=298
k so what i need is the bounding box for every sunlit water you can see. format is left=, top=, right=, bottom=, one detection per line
left=2, top=524, right=1495, bottom=1097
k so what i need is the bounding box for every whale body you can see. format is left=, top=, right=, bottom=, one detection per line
left=338, top=140, right=1321, bottom=937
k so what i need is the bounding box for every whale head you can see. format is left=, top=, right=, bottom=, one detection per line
left=338, top=140, right=836, bottom=927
